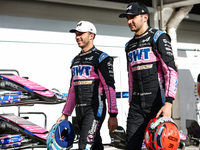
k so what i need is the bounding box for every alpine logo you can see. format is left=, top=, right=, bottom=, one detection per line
left=77, top=22, right=82, bottom=27
left=142, top=37, right=150, bottom=43
left=127, top=5, right=132, bottom=10
left=85, top=56, right=93, bottom=61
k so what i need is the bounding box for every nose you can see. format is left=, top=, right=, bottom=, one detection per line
left=127, top=19, right=132, bottom=24
left=76, top=35, right=80, bottom=40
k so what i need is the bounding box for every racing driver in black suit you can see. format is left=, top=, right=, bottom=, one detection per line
left=57, top=21, right=118, bottom=150
left=119, top=2, right=178, bottom=150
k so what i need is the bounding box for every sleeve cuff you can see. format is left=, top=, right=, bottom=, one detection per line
left=109, top=113, right=118, bottom=117
left=165, top=97, right=174, bottom=104
left=62, top=110, right=71, bottom=116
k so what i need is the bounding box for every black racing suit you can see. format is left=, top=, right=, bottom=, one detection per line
left=62, top=46, right=118, bottom=150
left=125, top=27, right=178, bottom=150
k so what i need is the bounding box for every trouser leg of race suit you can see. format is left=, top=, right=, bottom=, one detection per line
left=125, top=99, right=162, bottom=149
left=77, top=105, right=106, bottom=150
left=125, top=103, right=149, bottom=150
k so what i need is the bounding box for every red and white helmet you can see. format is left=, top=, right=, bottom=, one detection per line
left=144, top=116, right=180, bottom=150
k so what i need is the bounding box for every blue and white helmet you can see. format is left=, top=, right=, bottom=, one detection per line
left=47, top=120, right=75, bottom=150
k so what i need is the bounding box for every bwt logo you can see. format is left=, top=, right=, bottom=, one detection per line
left=72, top=65, right=92, bottom=77
left=128, top=48, right=151, bottom=63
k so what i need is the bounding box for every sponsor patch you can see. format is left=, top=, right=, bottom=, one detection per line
left=132, top=64, right=153, bottom=72
left=74, top=80, right=93, bottom=85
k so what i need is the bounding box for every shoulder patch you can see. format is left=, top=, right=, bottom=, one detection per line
left=125, top=40, right=132, bottom=50
left=99, top=52, right=109, bottom=63
left=125, top=41, right=129, bottom=48
left=71, top=58, right=74, bottom=65
left=70, top=58, right=75, bottom=68
left=153, top=30, right=165, bottom=43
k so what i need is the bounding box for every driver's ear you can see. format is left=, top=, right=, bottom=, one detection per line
left=90, top=33, right=95, bottom=40
left=143, top=14, right=149, bottom=23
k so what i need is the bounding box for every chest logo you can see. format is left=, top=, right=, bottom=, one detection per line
left=72, top=65, right=92, bottom=77
left=128, top=48, right=151, bottom=63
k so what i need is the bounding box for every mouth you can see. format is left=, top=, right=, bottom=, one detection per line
left=129, top=24, right=135, bottom=28
left=77, top=40, right=82, bottom=44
